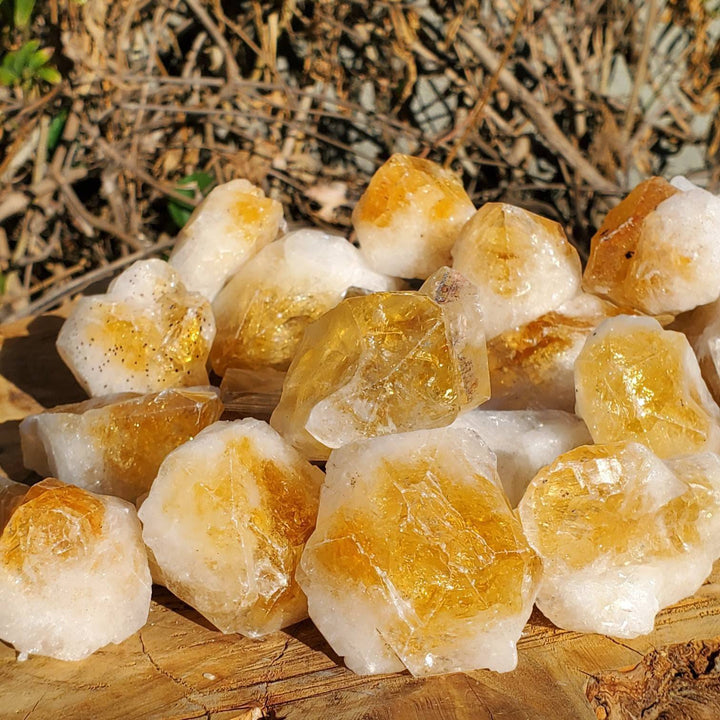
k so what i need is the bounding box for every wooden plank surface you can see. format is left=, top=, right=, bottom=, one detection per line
left=1, top=311, right=720, bottom=719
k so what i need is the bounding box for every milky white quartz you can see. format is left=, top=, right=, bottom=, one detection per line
left=454, top=409, right=592, bottom=506
left=56, top=260, right=215, bottom=397
left=518, top=442, right=720, bottom=638
left=169, top=178, right=285, bottom=301
left=0, top=479, right=151, bottom=660
left=451, top=203, right=582, bottom=339
left=138, top=419, right=323, bottom=637
left=298, top=426, right=541, bottom=676
left=211, top=229, right=401, bottom=375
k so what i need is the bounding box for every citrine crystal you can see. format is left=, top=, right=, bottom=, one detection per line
left=270, top=267, right=490, bottom=460
left=169, top=178, right=285, bottom=301
left=451, top=202, right=582, bottom=338
left=20, top=387, right=223, bottom=502
left=486, top=293, right=619, bottom=411
left=583, top=176, right=720, bottom=315
left=677, top=298, right=720, bottom=403
left=211, top=229, right=400, bottom=375
left=0, top=475, right=27, bottom=530
left=298, top=426, right=541, bottom=676
left=575, top=315, right=720, bottom=457
left=0, top=479, right=151, bottom=660
left=56, top=259, right=215, bottom=396
left=138, top=419, right=323, bottom=637
left=518, top=442, right=720, bottom=638
left=352, top=154, right=475, bottom=279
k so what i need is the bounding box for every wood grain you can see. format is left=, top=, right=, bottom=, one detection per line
left=1, top=311, right=720, bottom=719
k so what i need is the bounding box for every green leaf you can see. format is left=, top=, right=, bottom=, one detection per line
left=47, top=108, right=68, bottom=151
left=11, top=41, right=39, bottom=74
left=14, top=0, right=36, bottom=28
left=0, top=273, right=5, bottom=296
left=28, top=47, right=53, bottom=71
left=0, top=66, right=17, bottom=86
left=167, top=172, right=216, bottom=229
left=36, top=66, right=61, bottom=84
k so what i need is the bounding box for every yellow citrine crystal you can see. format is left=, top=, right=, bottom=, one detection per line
left=270, top=267, right=490, bottom=460
left=20, top=387, right=223, bottom=502
left=575, top=315, right=720, bottom=458
left=298, top=426, right=541, bottom=676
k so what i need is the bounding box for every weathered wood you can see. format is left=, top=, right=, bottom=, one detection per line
left=2, top=311, right=720, bottom=719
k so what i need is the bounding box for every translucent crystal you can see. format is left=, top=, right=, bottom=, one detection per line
left=20, top=387, right=223, bottom=502
left=485, top=293, right=619, bottom=411
left=0, top=479, right=151, bottom=660
left=57, top=259, right=215, bottom=396
left=676, top=298, right=720, bottom=404
left=138, top=419, right=323, bottom=637
left=451, top=203, right=582, bottom=338
left=583, top=176, right=720, bottom=315
left=298, top=426, right=541, bottom=676
left=575, top=315, right=720, bottom=458
left=211, top=229, right=400, bottom=375
left=169, top=178, right=285, bottom=301
left=453, top=409, right=592, bottom=506
left=518, top=442, right=720, bottom=638
left=270, top=267, right=490, bottom=460
left=352, top=154, right=475, bottom=279
left=0, top=475, right=27, bottom=530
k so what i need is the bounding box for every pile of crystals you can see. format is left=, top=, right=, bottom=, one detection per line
left=3, top=156, right=720, bottom=680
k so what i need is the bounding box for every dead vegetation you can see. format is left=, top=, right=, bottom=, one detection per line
left=0, top=0, right=718, bottom=321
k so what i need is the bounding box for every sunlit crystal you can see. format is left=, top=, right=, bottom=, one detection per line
left=0, top=479, right=151, bottom=660
left=20, top=387, right=223, bottom=502
left=352, top=154, right=475, bottom=279
left=518, top=442, right=720, bottom=638
left=583, top=176, right=720, bottom=315
left=138, top=419, right=323, bottom=637
left=575, top=315, right=720, bottom=458
left=454, top=409, right=591, bottom=507
left=211, top=229, right=400, bottom=375
left=485, top=293, right=619, bottom=411
left=56, top=260, right=215, bottom=396
left=270, top=267, right=490, bottom=460
left=169, top=178, right=285, bottom=301
left=298, top=426, right=541, bottom=676
left=451, top=203, right=582, bottom=338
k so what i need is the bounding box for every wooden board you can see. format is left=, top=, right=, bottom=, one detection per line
left=1, top=311, right=720, bottom=720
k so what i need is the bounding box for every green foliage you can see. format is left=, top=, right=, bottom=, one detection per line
left=13, top=0, right=35, bottom=28
left=47, top=108, right=68, bottom=151
left=0, top=40, right=61, bottom=91
left=167, top=172, right=216, bottom=229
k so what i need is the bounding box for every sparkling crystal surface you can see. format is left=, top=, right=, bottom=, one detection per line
left=451, top=203, right=582, bottom=338
left=270, top=267, right=490, bottom=460
left=518, top=442, right=720, bottom=637
left=138, top=419, right=323, bottom=637
left=20, top=387, right=223, bottom=502
left=298, top=427, right=541, bottom=676
left=56, top=259, right=215, bottom=396
left=575, top=315, right=720, bottom=457
left=0, top=479, right=151, bottom=660
left=352, top=154, right=475, bottom=278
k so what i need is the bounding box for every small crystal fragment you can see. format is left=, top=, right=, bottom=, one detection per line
left=169, top=178, right=285, bottom=301
left=352, top=154, right=475, bottom=279
left=583, top=176, right=720, bottom=315
left=451, top=203, right=582, bottom=338
left=454, top=409, right=592, bottom=506
left=138, top=419, right=323, bottom=637
left=485, top=293, right=619, bottom=411
left=518, top=442, right=720, bottom=638
left=56, top=260, right=216, bottom=396
left=298, top=426, right=541, bottom=676
left=575, top=315, right=720, bottom=458
left=0, top=479, right=151, bottom=660
left=20, top=387, right=223, bottom=502
left=270, top=267, right=490, bottom=460
left=211, top=229, right=400, bottom=375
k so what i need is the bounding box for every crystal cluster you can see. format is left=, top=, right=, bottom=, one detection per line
left=298, top=427, right=541, bottom=676
left=270, top=267, right=490, bottom=460
left=211, top=229, right=400, bottom=375
left=518, top=442, right=720, bottom=637
left=20, top=387, right=223, bottom=502
left=139, top=419, right=323, bottom=637
left=57, top=260, right=215, bottom=396
left=352, top=154, right=475, bottom=279
left=0, top=479, right=151, bottom=660
left=169, top=178, right=285, bottom=301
